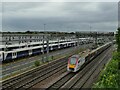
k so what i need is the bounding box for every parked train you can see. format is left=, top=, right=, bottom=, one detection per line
left=0, top=37, right=94, bottom=63
left=67, top=42, right=112, bottom=72
left=0, top=38, right=94, bottom=63
left=0, top=38, right=93, bottom=52
left=0, top=41, right=74, bottom=62
left=0, top=39, right=75, bottom=51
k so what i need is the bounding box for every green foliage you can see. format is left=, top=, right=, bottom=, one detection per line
left=34, top=60, right=40, bottom=67
left=93, top=27, right=120, bottom=89
left=93, top=52, right=119, bottom=89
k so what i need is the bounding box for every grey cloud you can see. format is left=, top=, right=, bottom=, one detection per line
left=2, top=2, right=118, bottom=32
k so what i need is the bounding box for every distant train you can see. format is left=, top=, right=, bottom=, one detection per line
left=0, top=38, right=93, bottom=51
left=67, top=42, right=112, bottom=72
left=0, top=39, right=75, bottom=51
left=0, top=38, right=94, bottom=63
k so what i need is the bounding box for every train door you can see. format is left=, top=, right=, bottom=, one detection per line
left=29, top=50, right=32, bottom=56
left=66, top=43, right=68, bottom=47
left=64, top=44, right=67, bottom=48
left=77, top=59, right=81, bottom=69
left=73, top=42, right=75, bottom=46
left=58, top=44, right=60, bottom=49
left=41, top=48, right=43, bottom=53
left=12, top=52, right=17, bottom=59
left=78, top=59, right=82, bottom=68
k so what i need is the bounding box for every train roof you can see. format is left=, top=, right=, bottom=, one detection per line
left=90, top=42, right=112, bottom=54
left=80, top=49, right=90, bottom=57
left=71, top=55, right=80, bottom=58
left=4, top=41, right=76, bottom=53
left=0, top=39, right=76, bottom=49
left=0, top=38, right=89, bottom=49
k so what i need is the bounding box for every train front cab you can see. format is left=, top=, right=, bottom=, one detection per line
left=67, top=56, right=78, bottom=72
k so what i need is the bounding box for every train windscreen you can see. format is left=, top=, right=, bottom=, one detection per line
left=70, top=57, right=77, bottom=65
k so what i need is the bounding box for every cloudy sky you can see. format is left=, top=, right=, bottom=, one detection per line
left=1, top=1, right=118, bottom=32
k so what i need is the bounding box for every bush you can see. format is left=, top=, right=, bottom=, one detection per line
left=93, top=52, right=119, bottom=89
left=34, top=60, right=40, bottom=67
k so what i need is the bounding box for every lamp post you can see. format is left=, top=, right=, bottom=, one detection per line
left=42, top=24, right=46, bottom=62
left=45, top=24, right=49, bottom=62
left=42, top=24, right=49, bottom=62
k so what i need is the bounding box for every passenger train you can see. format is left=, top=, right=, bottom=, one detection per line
left=0, top=38, right=94, bottom=63
left=0, top=38, right=93, bottom=52
left=0, top=41, right=74, bottom=62
left=0, top=39, right=75, bottom=51
left=67, top=42, right=112, bottom=72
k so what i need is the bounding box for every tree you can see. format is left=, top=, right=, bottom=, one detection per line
left=116, top=27, right=120, bottom=52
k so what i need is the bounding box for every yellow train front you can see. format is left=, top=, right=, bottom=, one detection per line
left=67, top=55, right=85, bottom=72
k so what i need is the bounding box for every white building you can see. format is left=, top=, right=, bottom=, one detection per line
left=0, top=33, right=76, bottom=45
left=0, top=33, right=49, bottom=45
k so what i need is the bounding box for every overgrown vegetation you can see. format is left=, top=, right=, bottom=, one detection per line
left=93, top=52, right=119, bottom=89
left=93, top=28, right=120, bottom=89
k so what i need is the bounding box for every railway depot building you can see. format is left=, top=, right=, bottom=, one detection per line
left=0, top=33, right=76, bottom=45
left=0, top=32, right=114, bottom=45
left=0, top=33, right=49, bottom=45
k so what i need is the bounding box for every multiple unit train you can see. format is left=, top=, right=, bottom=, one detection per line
left=0, top=38, right=94, bottom=63
left=0, top=38, right=92, bottom=51
left=0, top=39, right=74, bottom=51
left=67, top=42, right=112, bottom=72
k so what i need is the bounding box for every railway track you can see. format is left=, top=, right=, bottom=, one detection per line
left=18, top=64, right=66, bottom=89
left=71, top=47, right=112, bottom=89
left=46, top=73, right=75, bottom=90
left=2, top=57, right=68, bottom=90
left=2, top=45, right=112, bottom=90
left=46, top=46, right=112, bottom=89
left=2, top=43, right=91, bottom=80
left=81, top=48, right=112, bottom=88
left=2, top=44, right=92, bottom=90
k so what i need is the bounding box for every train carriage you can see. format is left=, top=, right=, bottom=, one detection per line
left=67, top=42, right=112, bottom=72
left=2, top=38, right=94, bottom=62
left=67, top=50, right=90, bottom=72
left=2, top=41, right=73, bottom=62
